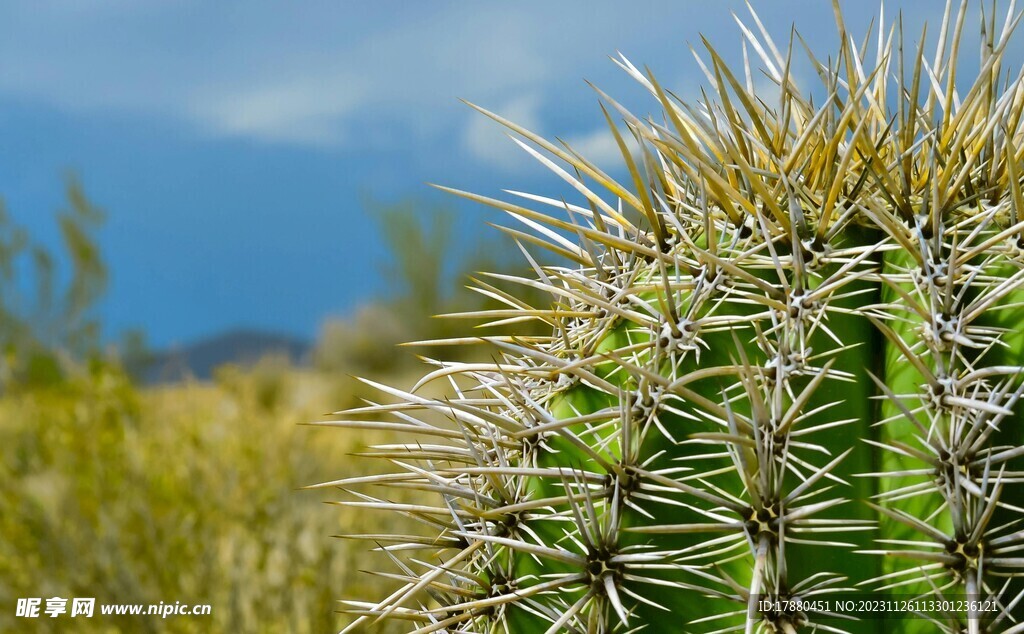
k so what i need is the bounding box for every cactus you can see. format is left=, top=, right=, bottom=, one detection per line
left=318, top=2, right=1024, bottom=632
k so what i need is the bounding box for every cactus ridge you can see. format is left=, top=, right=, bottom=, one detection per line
left=316, top=2, right=1024, bottom=632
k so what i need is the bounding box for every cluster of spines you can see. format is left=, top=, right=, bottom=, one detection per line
left=314, top=2, right=1024, bottom=632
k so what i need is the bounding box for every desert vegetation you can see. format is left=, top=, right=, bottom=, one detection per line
left=0, top=187, right=514, bottom=633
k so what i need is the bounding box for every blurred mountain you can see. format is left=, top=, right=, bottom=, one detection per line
left=139, top=328, right=311, bottom=384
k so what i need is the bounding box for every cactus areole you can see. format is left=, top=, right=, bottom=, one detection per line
left=319, top=2, right=1024, bottom=632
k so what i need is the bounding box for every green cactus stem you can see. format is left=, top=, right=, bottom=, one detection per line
left=314, top=2, right=1024, bottom=632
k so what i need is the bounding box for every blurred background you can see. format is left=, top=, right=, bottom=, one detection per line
left=0, top=0, right=1004, bottom=632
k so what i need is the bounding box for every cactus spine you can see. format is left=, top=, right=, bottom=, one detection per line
left=317, top=2, right=1024, bottom=632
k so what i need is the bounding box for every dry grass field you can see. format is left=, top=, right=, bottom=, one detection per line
left=0, top=356, right=437, bottom=633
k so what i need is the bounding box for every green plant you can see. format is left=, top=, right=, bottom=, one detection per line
left=315, top=200, right=551, bottom=379
left=325, top=2, right=1024, bottom=632
left=0, top=175, right=107, bottom=389
left=0, top=360, right=417, bottom=634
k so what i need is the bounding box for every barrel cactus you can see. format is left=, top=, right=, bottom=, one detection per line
left=318, top=1, right=1024, bottom=632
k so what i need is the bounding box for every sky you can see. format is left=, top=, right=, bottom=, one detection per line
left=0, top=0, right=994, bottom=347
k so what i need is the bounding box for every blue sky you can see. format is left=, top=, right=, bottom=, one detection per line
left=0, top=0, right=982, bottom=346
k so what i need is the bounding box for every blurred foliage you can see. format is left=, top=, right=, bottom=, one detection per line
left=117, top=327, right=158, bottom=383
left=376, top=201, right=454, bottom=335
left=0, top=176, right=107, bottom=389
left=315, top=200, right=549, bottom=375
left=0, top=357, right=428, bottom=633
left=314, top=304, right=408, bottom=377
left=1, top=191, right=520, bottom=632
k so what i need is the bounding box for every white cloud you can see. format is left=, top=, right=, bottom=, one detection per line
left=189, top=75, right=368, bottom=146
left=563, top=127, right=624, bottom=167
left=461, top=94, right=544, bottom=171
left=0, top=1, right=903, bottom=151
left=0, top=2, right=561, bottom=148
left=0, top=0, right=709, bottom=150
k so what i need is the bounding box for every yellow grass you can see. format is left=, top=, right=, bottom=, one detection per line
left=0, top=358, right=423, bottom=633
